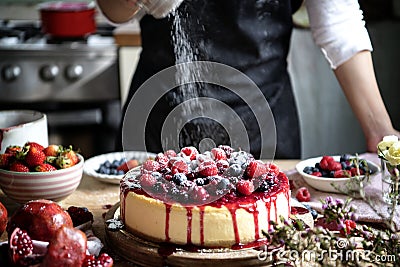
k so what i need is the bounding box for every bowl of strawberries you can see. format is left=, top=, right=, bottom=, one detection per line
left=0, top=142, right=84, bottom=203
left=295, top=154, right=380, bottom=193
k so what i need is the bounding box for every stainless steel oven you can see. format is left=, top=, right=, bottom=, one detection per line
left=0, top=20, right=121, bottom=158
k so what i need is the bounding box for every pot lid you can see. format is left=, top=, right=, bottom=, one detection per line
left=38, top=1, right=95, bottom=12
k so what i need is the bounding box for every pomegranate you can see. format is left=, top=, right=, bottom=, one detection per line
left=8, top=227, right=43, bottom=267
left=0, top=201, right=7, bottom=236
left=7, top=199, right=73, bottom=242
left=41, top=226, right=87, bottom=267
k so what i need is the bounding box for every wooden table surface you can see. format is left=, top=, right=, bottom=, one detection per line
left=0, top=160, right=299, bottom=266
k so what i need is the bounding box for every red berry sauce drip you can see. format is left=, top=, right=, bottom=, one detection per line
left=291, top=206, right=309, bottom=215
left=186, top=207, right=193, bottom=244
left=199, top=206, right=205, bottom=247
left=165, top=204, right=171, bottom=242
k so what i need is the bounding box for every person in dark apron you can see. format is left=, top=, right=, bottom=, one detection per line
left=122, top=0, right=302, bottom=159
left=97, top=0, right=400, bottom=159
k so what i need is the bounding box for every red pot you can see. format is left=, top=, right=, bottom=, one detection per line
left=39, top=2, right=96, bottom=38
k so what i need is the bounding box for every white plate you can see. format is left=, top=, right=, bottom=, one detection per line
left=295, top=155, right=380, bottom=193
left=83, top=151, right=157, bottom=184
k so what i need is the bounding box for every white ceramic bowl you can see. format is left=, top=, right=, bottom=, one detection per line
left=0, top=154, right=84, bottom=203
left=295, top=155, right=380, bottom=193
left=0, top=110, right=48, bottom=153
left=83, top=151, right=157, bottom=184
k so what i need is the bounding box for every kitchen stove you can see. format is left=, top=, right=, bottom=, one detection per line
left=0, top=20, right=121, bottom=157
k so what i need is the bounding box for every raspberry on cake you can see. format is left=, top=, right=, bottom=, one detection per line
left=120, top=146, right=290, bottom=248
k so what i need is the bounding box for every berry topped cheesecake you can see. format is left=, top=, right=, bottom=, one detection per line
left=120, top=146, right=290, bottom=248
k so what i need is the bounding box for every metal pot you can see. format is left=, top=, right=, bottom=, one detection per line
left=39, top=1, right=96, bottom=38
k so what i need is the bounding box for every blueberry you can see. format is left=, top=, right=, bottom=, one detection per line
left=257, top=181, right=269, bottom=192
left=194, top=178, right=206, bottom=186
left=340, top=154, right=352, bottom=162
left=172, top=173, right=187, bottom=186
left=117, top=170, right=125, bottom=175
left=103, top=160, right=112, bottom=168
left=329, top=171, right=335, bottom=178
left=303, top=166, right=314, bottom=174
left=310, top=209, right=318, bottom=219
left=217, top=178, right=231, bottom=190
left=110, top=169, right=118, bottom=175
left=152, top=172, right=162, bottom=179
left=227, top=164, right=243, bottom=177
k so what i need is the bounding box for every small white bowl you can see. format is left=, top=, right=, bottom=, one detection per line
left=0, top=154, right=84, bottom=203
left=83, top=151, right=157, bottom=184
left=295, top=155, right=380, bottom=193
left=0, top=110, right=48, bottom=153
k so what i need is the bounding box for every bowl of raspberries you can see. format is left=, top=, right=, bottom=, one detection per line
left=295, top=154, right=380, bottom=193
left=0, top=142, right=84, bottom=203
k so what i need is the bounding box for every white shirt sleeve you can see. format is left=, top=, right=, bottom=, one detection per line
left=304, top=0, right=373, bottom=69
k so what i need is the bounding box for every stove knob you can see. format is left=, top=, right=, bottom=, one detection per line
left=40, top=65, right=59, bottom=81
left=2, top=64, right=21, bottom=82
left=65, top=64, right=83, bottom=81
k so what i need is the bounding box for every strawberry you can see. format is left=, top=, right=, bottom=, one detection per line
left=198, top=161, right=218, bottom=177
left=43, top=145, right=62, bottom=157
left=82, top=253, right=114, bottom=267
left=35, top=163, right=57, bottom=172
left=61, top=149, right=79, bottom=165
left=25, top=142, right=44, bottom=151
left=296, top=187, right=311, bottom=202
left=56, top=148, right=79, bottom=169
left=236, top=180, right=255, bottom=196
left=116, top=159, right=139, bottom=173
left=245, top=160, right=267, bottom=179
left=211, top=148, right=227, bottom=161
left=0, top=153, right=12, bottom=169
left=5, top=145, right=22, bottom=156
left=24, top=146, right=46, bottom=168
left=9, top=161, right=30, bottom=172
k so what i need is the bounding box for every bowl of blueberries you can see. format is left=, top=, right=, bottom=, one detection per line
left=83, top=151, right=157, bottom=184
left=295, top=154, right=380, bottom=193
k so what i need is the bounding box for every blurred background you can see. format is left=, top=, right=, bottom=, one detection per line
left=0, top=0, right=398, bottom=159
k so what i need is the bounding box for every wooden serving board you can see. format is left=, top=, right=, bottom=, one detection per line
left=105, top=202, right=313, bottom=267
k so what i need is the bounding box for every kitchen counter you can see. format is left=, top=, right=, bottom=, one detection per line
left=0, top=158, right=393, bottom=266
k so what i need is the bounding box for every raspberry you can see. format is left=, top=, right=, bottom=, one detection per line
left=236, top=180, right=255, bottom=196
left=164, top=150, right=177, bottom=158
left=265, top=162, right=280, bottom=176
left=141, top=159, right=160, bottom=173
left=245, top=160, right=267, bottom=179
left=180, top=146, right=198, bottom=160
left=342, top=219, right=357, bottom=235
left=191, top=186, right=209, bottom=202
left=319, top=158, right=329, bottom=171
left=155, top=153, right=169, bottom=168
left=327, top=160, right=342, bottom=171
left=140, top=173, right=158, bottom=187
left=171, top=160, right=189, bottom=174
left=198, top=161, right=218, bottom=177
left=333, top=170, right=351, bottom=178
left=211, top=148, right=227, bottom=161
left=311, top=171, right=322, bottom=177
left=216, top=159, right=229, bottom=173
left=295, top=187, right=311, bottom=202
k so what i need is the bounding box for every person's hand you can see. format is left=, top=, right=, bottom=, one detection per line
left=366, top=129, right=400, bottom=153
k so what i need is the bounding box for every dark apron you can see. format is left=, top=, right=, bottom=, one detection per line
left=121, top=0, right=301, bottom=159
